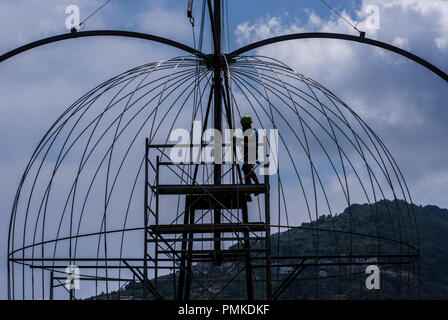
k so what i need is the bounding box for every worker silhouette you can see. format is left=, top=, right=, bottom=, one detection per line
left=240, top=115, right=260, bottom=202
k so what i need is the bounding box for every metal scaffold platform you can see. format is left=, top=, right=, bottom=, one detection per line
left=144, top=141, right=272, bottom=300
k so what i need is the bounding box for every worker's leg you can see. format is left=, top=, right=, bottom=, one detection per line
left=242, top=165, right=253, bottom=202
left=242, top=165, right=252, bottom=184
left=249, top=171, right=261, bottom=196
left=244, top=164, right=260, bottom=185
left=249, top=171, right=260, bottom=185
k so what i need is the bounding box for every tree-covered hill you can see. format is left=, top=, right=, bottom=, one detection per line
left=91, top=200, right=448, bottom=300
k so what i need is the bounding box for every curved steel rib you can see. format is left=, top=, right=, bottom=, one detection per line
left=229, top=32, right=448, bottom=82
left=0, top=30, right=206, bottom=63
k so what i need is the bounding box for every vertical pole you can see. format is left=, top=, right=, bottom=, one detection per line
left=213, top=0, right=223, bottom=264
left=7, top=260, right=10, bottom=300
left=178, top=197, right=191, bottom=300
left=49, top=271, right=54, bottom=300
left=173, top=263, right=177, bottom=300
left=143, top=138, right=149, bottom=300
left=185, top=206, right=196, bottom=300
left=264, top=160, right=272, bottom=299
left=155, top=156, right=160, bottom=289
left=132, top=274, right=135, bottom=300
left=242, top=203, right=254, bottom=300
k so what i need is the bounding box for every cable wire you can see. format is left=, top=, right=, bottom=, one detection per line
left=318, top=0, right=362, bottom=34
left=79, top=0, right=113, bottom=29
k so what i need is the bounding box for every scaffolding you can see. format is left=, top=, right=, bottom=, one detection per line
left=144, top=141, right=271, bottom=300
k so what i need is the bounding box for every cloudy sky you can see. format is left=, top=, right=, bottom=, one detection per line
left=0, top=0, right=447, bottom=299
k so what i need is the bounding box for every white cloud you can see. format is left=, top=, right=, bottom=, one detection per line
left=234, top=0, right=448, bottom=123
left=233, top=0, right=448, bottom=209
left=392, top=36, right=410, bottom=49
left=0, top=0, right=109, bottom=49
left=365, top=0, right=448, bottom=53
left=435, top=36, right=448, bottom=51
left=235, top=16, right=303, bottom=45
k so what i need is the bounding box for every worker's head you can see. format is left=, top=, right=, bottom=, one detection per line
left=240, top=115, right=252, bottom=130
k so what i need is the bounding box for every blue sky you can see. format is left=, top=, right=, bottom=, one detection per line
left=0, top=0, right=447, bottom=299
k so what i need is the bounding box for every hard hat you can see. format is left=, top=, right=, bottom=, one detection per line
left=240, top=115, right=252, bottom=124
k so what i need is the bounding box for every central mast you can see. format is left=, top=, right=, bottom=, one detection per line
left=212, top=0, right=223, bottom=258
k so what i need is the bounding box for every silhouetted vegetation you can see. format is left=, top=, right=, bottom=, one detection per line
left=91, top=200, right=448, bottom=300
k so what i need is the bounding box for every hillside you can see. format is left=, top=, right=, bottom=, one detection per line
left=92, top=200, right=448, bottom=300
